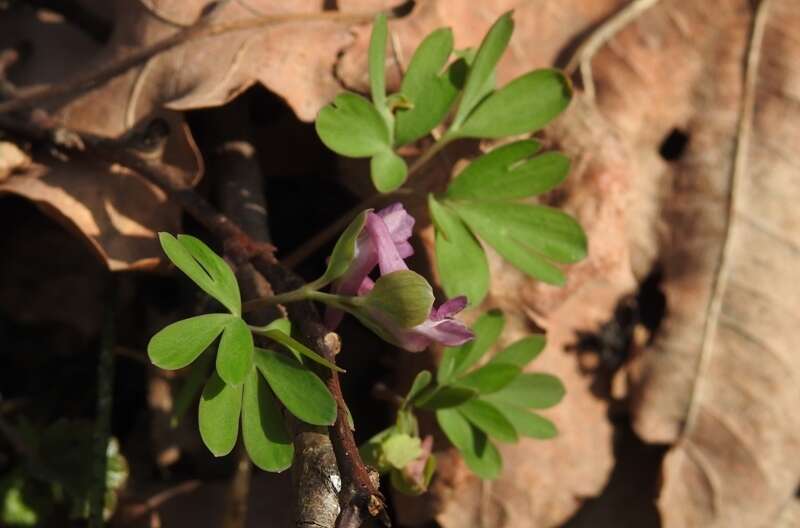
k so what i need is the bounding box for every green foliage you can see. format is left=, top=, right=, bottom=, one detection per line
left=402, top=311, right=563, bottom=480
left=148, top=313, right=233, bottom=370
left=428, top=195, right=489, bottom=307
left=259, top=324, right=343, bottom=372
left=241, top=370, right=294, bottom=472
left=159, top=233, right=241, bottom=315
left=315, top=15, right=409, bottom=192
left=199, top=372, right=243, bottom=456
left=360, top=409, right=436, bottom=496
left=438, top=310, right=505, bottom=383
left=444, top=140, right=567, bottom=201
left=216, top=316, right=254, bottom=386
left=394, top=28, right=464, bottom=146
left=314, top=210, right=368, bottom=288
left=150, top=233, right=339, bottom=472
left=254, top=348, right=337, bottom=426
left=450, top=12, right=513, bottom=129
left=452, top=69, right=572, bottom=139
left=414, top=385, right=477, bottom=410
left=314, top=11, right=584, bottom=306
left=0, top=421, right=128, bottom=526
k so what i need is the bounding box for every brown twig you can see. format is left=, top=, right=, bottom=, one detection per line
left=0, top=6, right=381, bottom=115
left=0, top=112, right=387, bottom=527
left=89, top=277, right=116, bottom=528
left=121, top=480, right=203, bottom=521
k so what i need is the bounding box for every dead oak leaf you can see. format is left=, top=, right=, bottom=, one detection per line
left=583, top=0, right=800, bottom=526
left=0, top=5, right=199, bottom=270
left=115, top=0, right=354, bottom=121
left=0, top=161, right=177, bottom=270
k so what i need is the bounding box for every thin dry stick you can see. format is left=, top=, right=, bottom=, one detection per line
left=122, top=480, right=202, bottom=520
left=0, top=8, right=381, bottom=115
left=89, top=277, right=116, bottom=528
left=564, top=0, right=661, bottom=100
left=682, top=0, right=771, bottom=436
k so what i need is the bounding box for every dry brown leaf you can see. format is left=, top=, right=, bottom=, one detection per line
left=114, top=0, right=353, bottom=121
left=0, top=162, right=177, bottom=270
left=0, top=142, right=31, bottom=180
left=337, top=0, right=625, bottom=94
left=349, top=0, right=800, bottom=526
left=579, top=0, right=800, bottom=526
left=0, top=5, right=198, bottom=269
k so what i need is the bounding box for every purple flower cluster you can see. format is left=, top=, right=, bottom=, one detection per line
left=325, top=203, right=473, bottom=352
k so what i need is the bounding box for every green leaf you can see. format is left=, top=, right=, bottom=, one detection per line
left=453, top=201, right=587, bottom=285
left=370, top=149, right=408, bottom=193
left=316, top=211, right=368, bottom=287
left=394, top=28, right=462, bottom=146
left=451, top=12, right=514, bottom=129
left=360, top=426, right=396, bottom=471
left=262, top=328, right=344, bottom=372
left=369, top=13, right=388, bottom=113
left=435, top=408, right=471, bottom=451
left=429, top=195, right=489, bottom=306
left=454, top=363, right=520, bottom=395
left=0, top=473, right=44, bottom=527
left=456, top=69, right=572, bottom=139
left=148, top=313, right=232, bottom=370
left=436, top=409, right=502, bottom=479
left=487, top=373, right=565, bottom=409
left=254, top=348, right=336, bottom=426
left=241, top=370, right=294, bottom=472
left=361, top=270, right=434, bottom=328
left=395, top=408, right=419, bottom=436
left=171, top=347, right=214, bottom=427
left=216, top=317, right=254, bottom=386
left=315, top=92, right=390, bottom=157
left=403, top=370, right=432, bottom=408
left=493, top=404, right=557, bottom=439
left=458, top=399, right=517, bottom=443
left=446, top=140, right=570, bottom=201
left=382, top=433, right=423, bottom=469
left=414, top=385, right=477, bottom=410
left=198, top=372, right=242, bottom=457
left=159, top=234, right=242, bottom=315
left=438, top=309, right=505, bottom=383
left=491, top=335, right=546, bottom=367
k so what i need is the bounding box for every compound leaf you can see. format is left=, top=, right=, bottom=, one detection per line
left=446, top=140, right=569, bottom=200
left=316, top=92, right=390, bottom=157
left=456, top=69, right=572, bottom=139
left=438, top=309, right=505, bottom=383
left=452, top=11, right=513, bottom=128
left=254, top=348, right=336, bottom=426
left=429, top=195, right=489, bottom=306
left=159, top=233, right=241, bottom=315
left=148, top=313, right=232, bottom=370
left=459, top=399, right=518, bottom=443
left=216, top=316, right=254, bottom=386
left=242, top=369, right=294, bottom=472
left=487, top=372, right=565, bottom=409
left=198, top=372, right=242, bottom=457
left=490, top=335, right=546, bottom=368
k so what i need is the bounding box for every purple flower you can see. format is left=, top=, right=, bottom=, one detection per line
left=325, top=203, right=474, bottom=352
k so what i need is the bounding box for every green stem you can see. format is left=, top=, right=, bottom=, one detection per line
left=307, top=289, right=359, bottom=312
left=242, top=287, right=311, bottom=313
